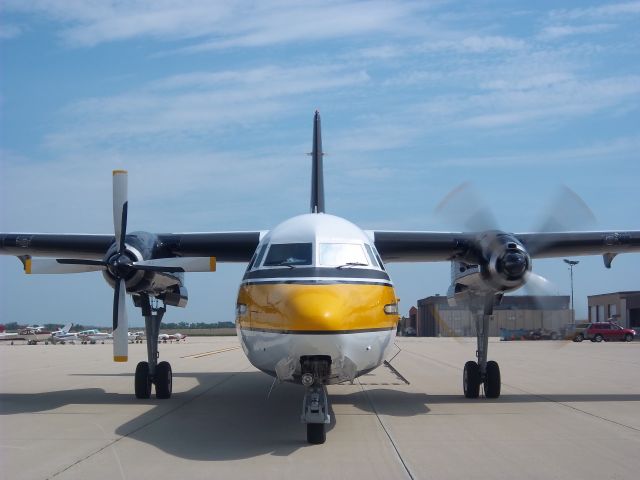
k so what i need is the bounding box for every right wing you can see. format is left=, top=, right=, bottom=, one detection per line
left=0, top=231, right=264, bottom=263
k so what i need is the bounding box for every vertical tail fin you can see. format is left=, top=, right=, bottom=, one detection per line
left=310, top=110, right=325, bottom=213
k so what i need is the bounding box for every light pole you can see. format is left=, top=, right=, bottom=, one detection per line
left=564, top=259, right=579, bottom=323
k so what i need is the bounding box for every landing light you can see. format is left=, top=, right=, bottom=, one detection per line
left=384, top=303, right=398, bottom=315
left=236, top=304, right=247, bottom=316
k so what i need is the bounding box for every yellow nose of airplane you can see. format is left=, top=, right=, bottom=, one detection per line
left=285, top=287, right=346, bottom=330
left=239, top=283, right=398, bottom=333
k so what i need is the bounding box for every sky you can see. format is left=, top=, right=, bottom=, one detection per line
left=1, top=0, right=639, bottom=328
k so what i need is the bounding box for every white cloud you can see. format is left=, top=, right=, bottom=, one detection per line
left=430, top=135, right=640, bottom=168
left=419, top=35, right=526, bottom=53
left=550, top=1, right=640, bottom=20
left=3, top=0, right=427, bottom=49
left=44, top=64, right=370, bottom=150
left=538, top=23, right=615, bottom=40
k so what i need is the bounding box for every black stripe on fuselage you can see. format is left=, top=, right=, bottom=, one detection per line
left=240, top=326, right=395, bottom=335
left=241, top=279, right=393, bottom=286
left=243, top=267, right=390, bottom=281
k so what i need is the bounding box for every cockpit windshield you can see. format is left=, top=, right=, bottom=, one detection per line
left=263, top=243, right=312, bottom=266
left=319, top=243, right=369, bottom=267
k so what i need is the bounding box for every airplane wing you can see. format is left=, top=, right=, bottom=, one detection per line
left=370, top=230, right=640, bottom=266
left=0, top=232, right=263, bottom=262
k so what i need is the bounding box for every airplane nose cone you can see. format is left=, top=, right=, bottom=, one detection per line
left=285, top=288, right=347, bottom=330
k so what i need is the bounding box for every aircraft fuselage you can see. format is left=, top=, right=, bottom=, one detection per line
left=236, top=213, right=400, bottom=384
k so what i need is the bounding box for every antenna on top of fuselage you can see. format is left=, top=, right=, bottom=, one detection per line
left=310, top=110, right=325, bottom=213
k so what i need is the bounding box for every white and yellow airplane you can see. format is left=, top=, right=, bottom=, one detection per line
left=1, top=111, right=639, bottom=444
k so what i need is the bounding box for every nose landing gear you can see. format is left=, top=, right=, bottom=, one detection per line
left=300, top=356, right=332, bottom=444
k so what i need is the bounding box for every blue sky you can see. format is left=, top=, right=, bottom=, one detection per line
left=1, top=0, right=639, bottom=327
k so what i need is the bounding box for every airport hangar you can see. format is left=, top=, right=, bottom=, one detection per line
left=402, top=291, right=640, bottom=337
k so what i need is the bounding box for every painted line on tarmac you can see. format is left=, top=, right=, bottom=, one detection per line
left=180, top=346, right=241, bottom=359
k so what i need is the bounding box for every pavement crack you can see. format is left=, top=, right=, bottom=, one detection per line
left=357, top=379, right=414, bottom=480
left=505, top=383, right=640, bottom=433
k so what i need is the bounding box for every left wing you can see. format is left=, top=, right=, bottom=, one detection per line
left=371, top=230, right=640, bottom=266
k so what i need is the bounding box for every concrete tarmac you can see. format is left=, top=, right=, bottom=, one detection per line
left=1, top=337, right=639, bottom=480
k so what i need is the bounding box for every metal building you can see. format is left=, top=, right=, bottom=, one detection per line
left=587, top=291, right=640, bottom=329
left=415, top=295, right=571, bottom=337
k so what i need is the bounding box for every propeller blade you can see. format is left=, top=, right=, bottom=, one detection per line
left=533, top=185, right=597, bottom=233
left=25, top=258, right=106, bottom=274
left=435, top=181, right=499, bottom=231
left=132, top=257, right=217, bottom=273
left=113, top=170, right=128, bottom=252
left=112, top=278, right=129, bottom=362
left=523, top=271, right=557, bottom=296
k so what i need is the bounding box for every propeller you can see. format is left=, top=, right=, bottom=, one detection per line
left=435, top=182, right=596, bottom=339
left=22, top=170, right=217, bottom=362
left=111, top=170, right=129, bottom=362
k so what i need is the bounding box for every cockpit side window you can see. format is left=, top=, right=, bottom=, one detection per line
left=364, top=244, right=379, bottom=268
left=249, top=244, right=268, bottom=270
left=246, top=252, right=258, bottom=271
left=370, top=244, right=386, bottom=271
left=264, top=243, right=312, bottom=266
left=319, top=243, right=369, bottom=267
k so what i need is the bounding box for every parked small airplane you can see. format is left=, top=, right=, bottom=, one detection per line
left=158, top=333, right=187, bottom=342
left=128, top=331, right=145, bottom=343
left=78, top=329, right=113, bottom=344
left=18, top=325, right=48, bottom=335
left=49, top=323, right=78, bottom=344
left=1, top=112, right=639, bottom=444
left=0, top=331, right=19, bottom=342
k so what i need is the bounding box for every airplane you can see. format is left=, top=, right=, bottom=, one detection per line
left=77, top=329, right=113, bottom=344
left=158, top=333, right=187, bottom=343
left=1, top=111, right=639, bottom=444
left=18, top=324, right=48, bottom=335
left=129, top=331, right=145, bottom=343
left=49, top=323, right=78, bottom=344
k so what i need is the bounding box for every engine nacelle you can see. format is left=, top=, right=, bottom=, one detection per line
left=447, top=231, right=531, bottom=306
left=101, top=231, right=185, bottom=299
left=478, top=231, right=531, bottom=292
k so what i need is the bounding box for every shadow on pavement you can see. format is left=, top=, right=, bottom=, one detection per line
left=2, top=370, right=640, bottom=461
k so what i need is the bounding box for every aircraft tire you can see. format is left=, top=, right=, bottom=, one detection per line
left=463, top=361, right=480, bottom=399
left=135, top=361, right=152, bottom=399
left=484, top=361, right=501, bottom=398
left=307, top=423, right=326, bottom=444
left=155, top=361, right=172, bottom=399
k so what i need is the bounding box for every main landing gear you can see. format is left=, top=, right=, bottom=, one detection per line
left=300, top=356, right=332, bottom=444
left=463, top=294, right=501, bottom=399
left=133, top=294, right=172, bottom=399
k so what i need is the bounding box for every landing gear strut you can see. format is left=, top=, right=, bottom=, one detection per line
left=133, top=293, right=172, bottom=399
left=300, top=356, right=331, bottom=444
left=463, top=294, right=501, bottom=399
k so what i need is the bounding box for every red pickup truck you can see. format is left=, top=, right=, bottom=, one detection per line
left=573, top=322, right=636, bottom=342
